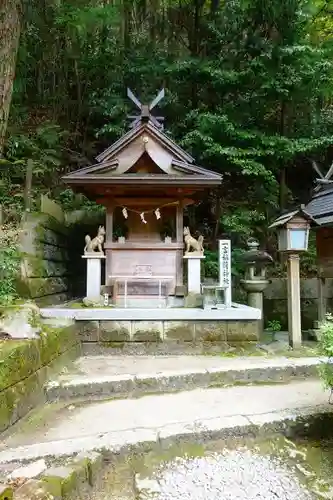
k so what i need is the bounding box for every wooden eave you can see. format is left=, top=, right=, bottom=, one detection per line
left=95, top=122, right=194, bottom=164
left=63, top=158, right=222, bottom=185
left=63, top=174, right=221, bottom=186
left=62, top=159, right=119, bottom=180
left=171, top=159, right=222, bottom=180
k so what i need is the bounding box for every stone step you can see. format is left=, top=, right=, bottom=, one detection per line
left=0, top=380, right=330, bottom=464
left=45, top=355, right=324, bottom=402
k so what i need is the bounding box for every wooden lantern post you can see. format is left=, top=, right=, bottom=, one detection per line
left=269, top=208, right=317, bottom=348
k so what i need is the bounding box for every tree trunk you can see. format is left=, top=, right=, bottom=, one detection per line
left=0, top=0, right=22, bottom=156
left=279, top=100, right=287, bottom=210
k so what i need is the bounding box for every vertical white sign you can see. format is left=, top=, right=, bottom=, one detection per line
left=219, top=239, right=232, bottom=308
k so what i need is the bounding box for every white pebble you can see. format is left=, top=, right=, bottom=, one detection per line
left=147, top=450, right=312, bottom=500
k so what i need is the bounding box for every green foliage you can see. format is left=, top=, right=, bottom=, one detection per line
left=203, top=250, right=219, bottom=280
left=299, top=232, right=317, bottom=277
left=56, top=188, right=105, bottom=214
left=2, top=123, right=68, bottom=213
left=318, top=314, right=333, bottom=388
left=0, top=225, right=21, bottom=305
left=1, top=0, right=333, bottom=270
left=267, top=320, right=282, bottom=332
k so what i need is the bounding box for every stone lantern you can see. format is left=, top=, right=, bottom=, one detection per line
left=240, top=238, right=273, bottom=334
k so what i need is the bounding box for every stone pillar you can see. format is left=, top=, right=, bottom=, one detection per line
left=287, top=253, right=302, bottom=348
left=176, top=202, right=184, bottom=287
left=82, top=254, right=106, bottom=301
left=248, top=291, right=264, bottom=333
left=183, top=255, right=205, bottom=295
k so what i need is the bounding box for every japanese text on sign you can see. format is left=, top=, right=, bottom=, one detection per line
left=219, top=240, right=231, bottom=287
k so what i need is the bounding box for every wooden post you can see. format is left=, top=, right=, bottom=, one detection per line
left=287, top=253, right=302, bottom=348
left=317, top=276, right=327, bottom=324
left=176, top=201, right=184, bottom=287
left=105, top=204, right=114, bottom=284
left=106, top=205, right=114, bottom=242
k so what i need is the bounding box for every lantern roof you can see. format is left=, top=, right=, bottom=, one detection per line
left=268, top=206, right=318, bottom=229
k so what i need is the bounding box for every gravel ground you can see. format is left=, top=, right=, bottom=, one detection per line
left=150, top=450, right=313, bottom=500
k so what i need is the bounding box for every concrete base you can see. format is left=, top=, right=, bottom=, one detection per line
left=41, top=303, right=261, bottom=343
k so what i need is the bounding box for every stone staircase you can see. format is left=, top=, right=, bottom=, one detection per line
left=0, top=353, right=330, bottom=499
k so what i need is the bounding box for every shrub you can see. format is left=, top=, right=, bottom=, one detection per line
left=0, top=224, right=21, bottom=306
left=318, top=314, right=333, bottom=389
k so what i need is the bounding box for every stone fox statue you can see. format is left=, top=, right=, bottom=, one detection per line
left=183, top=226, right=204, bottom=254
left=84, top=225, right=106, bottom=254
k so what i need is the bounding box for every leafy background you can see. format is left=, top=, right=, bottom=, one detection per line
left=1, top=0, right=333, bottom=285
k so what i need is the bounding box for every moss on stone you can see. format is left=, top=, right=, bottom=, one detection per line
left=227, top=321, right=259, bottom=342
left=0, top=485, right=13, bottom=500
left=0, top=340, right=40, bottom=390
left=40, top=476, right=62, bottom=497
left=0, top=323, right=79, bottom=432
left=0, top=371, right=45, bottom=432
left=101, top=341, right=125, bottom=349
left=42, top=466, right=79, bottom=497
left=194, top=322, right=228, bottom=342
left=22, top=256, right=68, bottom=280
left=39, top=324, right=78, bottom=365
left=75, top=452, right=103, bottom=486
left=0, top=392, right=13, bottom=432
left=23, top=277, right=69, bottom=299
left=165, top=323, right=194, bottom=342
left=67, top=301, right=85, bottom=309
left=99, top=322, right=130, bottom=342
left=133, top=330, right=161, bottom=342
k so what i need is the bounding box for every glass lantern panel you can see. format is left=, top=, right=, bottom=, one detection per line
left=289, top=229, right=307, bottom=250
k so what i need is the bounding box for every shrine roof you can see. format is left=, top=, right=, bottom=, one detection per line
left=304, top=182, right=333, bottom=226
left=63, top=121, right=222, bottom=187
left=96, top=121, right=194, bottom=164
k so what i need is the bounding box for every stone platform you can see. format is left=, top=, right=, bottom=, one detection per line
left=40, top=303, right=261, bottom=343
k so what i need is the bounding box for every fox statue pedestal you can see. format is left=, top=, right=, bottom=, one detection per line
left=82, top=253, right=106, bottom=301
left=183, top=254, right=205, bottom=295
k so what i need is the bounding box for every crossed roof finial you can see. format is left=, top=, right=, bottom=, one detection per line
left=312, top=160, right=333, bottom=189
left=127, top=88, right=165, bottom=130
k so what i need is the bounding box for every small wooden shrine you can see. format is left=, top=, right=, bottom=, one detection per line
left=63, top=89, right=222, bottom=301
left=305, top=163, right=333, bottom=275
left=304, top=163, right=333, bottom=321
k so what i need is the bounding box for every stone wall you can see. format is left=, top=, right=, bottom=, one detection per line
left=0, top=323, right=80, bottom=432
left=78, top=319, right=259, bottom=344
left=263, top=278, right=333, bottom=330
left=18, top=197, right=71, bottom=305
